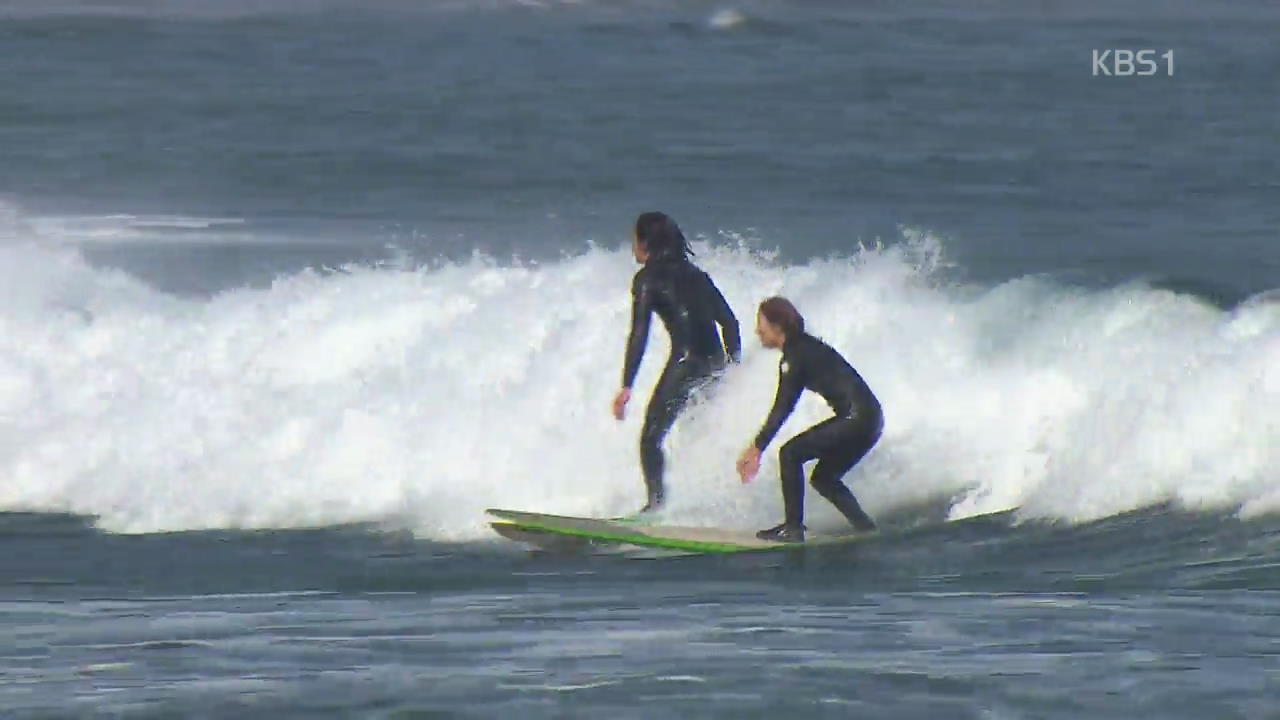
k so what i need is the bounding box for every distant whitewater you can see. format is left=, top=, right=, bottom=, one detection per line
left=0, top=227, right=1277, bottom=539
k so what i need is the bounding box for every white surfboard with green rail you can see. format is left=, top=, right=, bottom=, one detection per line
left=486, top=508, right=873, bottom=553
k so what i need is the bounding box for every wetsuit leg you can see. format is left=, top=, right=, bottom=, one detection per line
left=639, top=359, right=706, bottom=508
left=808, top=417, right=881, bottom=531
left=777, top=415, right=881, bottom=530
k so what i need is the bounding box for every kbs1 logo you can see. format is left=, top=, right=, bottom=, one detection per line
left=1092, top=49, right=1174, bottom=76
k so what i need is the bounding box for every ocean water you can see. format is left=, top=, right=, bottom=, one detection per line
left=2, top=0, right=1279, bottom=717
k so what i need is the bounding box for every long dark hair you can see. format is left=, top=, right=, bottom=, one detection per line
left=634, top=211, right=694, bottom=262
left=758, top=296, right=805, bottom=337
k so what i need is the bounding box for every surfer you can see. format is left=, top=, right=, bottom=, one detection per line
left=613, top=211, right=742, bottom=514
left=736, top=297, right=882, bottom=542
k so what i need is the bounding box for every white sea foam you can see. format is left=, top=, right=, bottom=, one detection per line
left=0, top=226, right=1276, bottom=539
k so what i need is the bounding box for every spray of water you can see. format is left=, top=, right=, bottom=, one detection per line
left=0, top=223, right=1276, bottom=539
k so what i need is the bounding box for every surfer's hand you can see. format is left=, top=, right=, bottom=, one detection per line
left=737, top=446, right=761, bottom=484
left=612, top=387, right=631, bottom=420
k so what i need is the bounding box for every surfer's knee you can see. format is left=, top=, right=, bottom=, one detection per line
left=639, top=431, right=655, bottom=451
left=640, top=419, right=666, bottom=447
left=808, top=468, right=843, bottom=494
left=778, top=437, right=806, bottom=466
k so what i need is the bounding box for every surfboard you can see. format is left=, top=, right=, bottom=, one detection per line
left=486, top=508, right=873, bottom=554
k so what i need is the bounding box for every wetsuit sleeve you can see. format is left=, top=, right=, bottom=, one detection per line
left=753, top=357, right=804, bottom=450
left=621, top=271, right=653, bottom=388
left=706, top=274, right=741, bottom=363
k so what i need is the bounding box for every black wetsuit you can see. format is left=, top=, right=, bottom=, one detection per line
left=754, top=332, right=882, bottom=531
left=623, top=257, right=741, bottom=508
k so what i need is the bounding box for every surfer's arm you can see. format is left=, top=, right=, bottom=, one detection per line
left=753, top=359, right=803, bottom=450
left=707, top=274, right=741, bottom=363
left=621, top=271, right=653, bottom=388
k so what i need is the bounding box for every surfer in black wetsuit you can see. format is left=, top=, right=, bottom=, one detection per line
left=737, top=296, right=882, bottom=543
left=613, top=211, right=741, bottom=514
